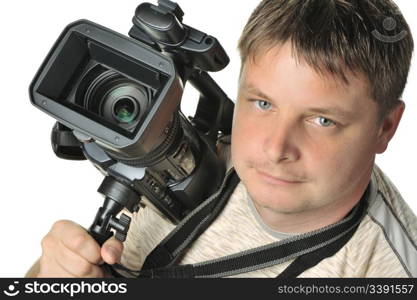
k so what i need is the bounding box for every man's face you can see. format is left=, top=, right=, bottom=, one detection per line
left=231, top=42, right=384, bottom=217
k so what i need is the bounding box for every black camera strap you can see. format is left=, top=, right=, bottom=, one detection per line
left=122, top=168, right=369, bottom=278
left=141, top=168, right=240, bottom=271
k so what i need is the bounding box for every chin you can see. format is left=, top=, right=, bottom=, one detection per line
left=244, top=179, right=312, bottom=214
left=255, top=194, right=308, bottom=214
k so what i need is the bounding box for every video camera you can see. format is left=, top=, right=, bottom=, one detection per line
left=29, top=0, right=234, bottom=245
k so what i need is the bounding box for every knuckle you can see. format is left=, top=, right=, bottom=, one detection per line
left=40, top=234, right=55, bottom=251
left=39, top=245, right=57, bottom=273
left=51, top=219, right=72, bottom=233
left=70, top=233, right=90, bottom=253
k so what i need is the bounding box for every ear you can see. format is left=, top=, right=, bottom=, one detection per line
left=375, top=100, right=405, bottom=154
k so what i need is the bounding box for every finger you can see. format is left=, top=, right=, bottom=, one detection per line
left=38, top=254, right=77, bottom=278
left=57, top=239, right=104, bottom=277
left=40, top=233, right=79, bottom=277
left=101, top=237, right=124, bottom=265
left=38, top=265, right=77, bottom=278
left=53, top=220, right=102, bottom=265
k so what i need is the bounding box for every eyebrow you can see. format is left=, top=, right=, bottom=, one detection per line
left=240, top=83, right=355, bottom=120
left=240, top=84, right=274, bottom=102
left=307, top=107, right=355, bottom=120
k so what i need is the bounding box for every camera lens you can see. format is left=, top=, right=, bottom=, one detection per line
left=113, top=97, right=138, bottom=124
left=76, top=66, right=151, bottom=133
left=101, top=83, right=148, bottom=131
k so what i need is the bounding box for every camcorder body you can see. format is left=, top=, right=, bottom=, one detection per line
left=29, top=0, right=234, bottom=245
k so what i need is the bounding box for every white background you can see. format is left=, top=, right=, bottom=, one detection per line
left=0, top=0, right=415, bottom=277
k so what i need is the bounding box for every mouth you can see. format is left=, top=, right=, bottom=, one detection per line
left=256, top=169, right=305, bottom=186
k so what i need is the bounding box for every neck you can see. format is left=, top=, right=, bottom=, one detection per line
left=253, top=196, right=360, bottom=234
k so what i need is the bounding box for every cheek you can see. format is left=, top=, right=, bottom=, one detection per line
left=231, top=108, right=264, bottom=161
left=307, top=131, right=376, bottom=184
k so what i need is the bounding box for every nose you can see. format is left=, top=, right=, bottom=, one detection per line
left=263, top=116, right=300, bottom=164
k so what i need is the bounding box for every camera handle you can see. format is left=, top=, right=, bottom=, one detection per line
left=129, top=0, right=234, bottom=145
left=88, top=176, right=140, bottom=245
left=188, top=70, right=234, bottom=144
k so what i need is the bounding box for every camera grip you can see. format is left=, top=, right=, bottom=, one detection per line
left=88, top=226, right=113, bottom=246
left=88, top=200, right=132, bottom=246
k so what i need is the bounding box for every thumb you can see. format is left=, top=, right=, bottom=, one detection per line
left=101, top=237, right=124, bottom=265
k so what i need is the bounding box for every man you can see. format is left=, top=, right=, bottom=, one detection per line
left=27, top=0, right=416, bottom=277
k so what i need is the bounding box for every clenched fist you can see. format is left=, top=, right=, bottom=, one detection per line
left=34, top=220, right=123, bottom=277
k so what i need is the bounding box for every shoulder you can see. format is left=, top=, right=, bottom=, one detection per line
left=304, top=166, right=417, bottom=278
left=370, top=165, right=417, bottom=242
left=362, top=165, right=417, bottom=277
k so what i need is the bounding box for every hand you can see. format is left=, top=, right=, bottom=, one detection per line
left=37, top=220, right=123, bottom=277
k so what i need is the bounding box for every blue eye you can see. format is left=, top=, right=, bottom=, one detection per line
left=315, top=117, right=336, bottom=127
left=255, top=100, right=272, bottom=110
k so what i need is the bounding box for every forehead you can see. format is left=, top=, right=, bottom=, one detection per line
left=239, top=43, right=374, bottom=113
